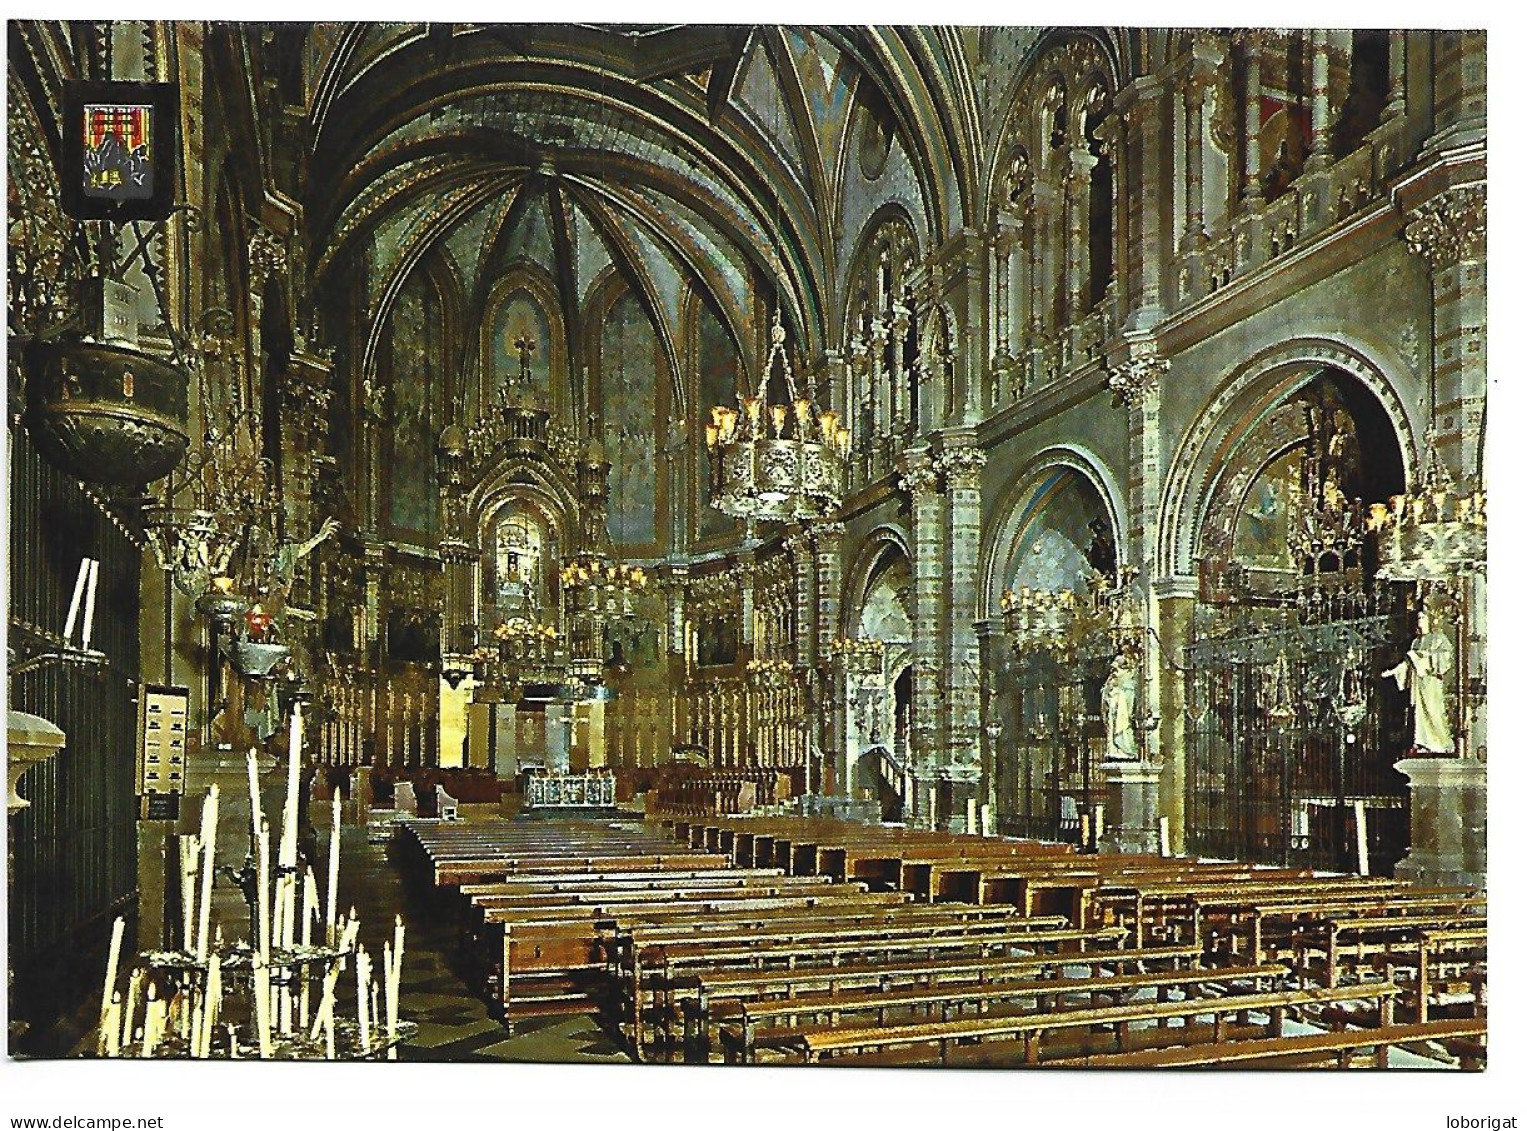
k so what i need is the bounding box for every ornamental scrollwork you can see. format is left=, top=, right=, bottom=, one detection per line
left=1403, top=185, right=1486, bottom=272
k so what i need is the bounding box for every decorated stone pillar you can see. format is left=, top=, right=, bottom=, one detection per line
left=1108, top=340, right=1176, bottom=841
left=990, top=227, right=1014, bottom=406
left=813, top=522, right=846, bottom=793
left=1382, top=30, right=1409, bottom=123
left=1307, top=31, right=1333, bottom=171
left=937, top=437, right=986, bottom=830
left=1403, top=184, right=1487, bottom=484
left=1115, top=74, right=1169, bottom=331
left=1237, top=32, right=1265, bottom=208
left=898, top=448, right=945, bottom=827
left=1064, top=146, right=1097, bottom=322
left=1181, top=65, right=1212, bottom=252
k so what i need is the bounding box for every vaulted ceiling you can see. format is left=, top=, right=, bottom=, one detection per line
left=300, top=23, right=1018, bottom=382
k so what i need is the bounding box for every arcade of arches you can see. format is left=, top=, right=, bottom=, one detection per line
left=6, top=22, right=1488, bottom=1066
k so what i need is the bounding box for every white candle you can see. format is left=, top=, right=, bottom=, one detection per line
left=1159, top=816, right=1172, bottom=857
left=299, top=868, right=317, bottom=1029
left=383, top=941, right=397, bottom=1060
left=355, top=947, right=372, bottom=1052
left=1354, top=799, right=1370, bottom=877
left=281, top=705, right=303, bottom=869
left=140, top=984, right=161, bottom=1058
left=80, top=558, right=100, bottom=652
left=179, top=835, right=198, bottom=953
left=225, top=1023, right=239, bottom=1059
left=256, top=819, right=271, bottom=964
left=196, top=786, right=219, bottom=961
left=100, top=915, right=125, bottom=1036
left=326, top=791, right=342, bottom=946
left=63, top=558, right=89, bottom=642
left=200, top=954, right=221, bottom=1059
left=1093, top=804, right=1105, bottom=848
left=120, top=968, right=142, bottom=1050
left=103, top=995, right=121, bottom=1058
left=252, top=957, right=273, bottom=1059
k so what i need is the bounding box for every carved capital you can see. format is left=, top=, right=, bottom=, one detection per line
left=935, top=445, right=987, bottom=489
left=1403, top=185, right=1486, bottom=272
left=813, top=520, right=846, bottom=542
left=248, top=228, right=287, bottom=288
left=1107, top=346, right=1170, bottom=408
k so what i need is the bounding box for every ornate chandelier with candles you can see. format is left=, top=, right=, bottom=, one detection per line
left=705, top=309, right=849, bottom=523
left=1368, top=447, right=1486, bottom=582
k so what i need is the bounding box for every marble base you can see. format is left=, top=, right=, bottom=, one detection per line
left=1098, top=760, right=1162, bottom=855
left=1393, top=757, right=1487, bottom=888
left=7, top=709, right=66, bottom=813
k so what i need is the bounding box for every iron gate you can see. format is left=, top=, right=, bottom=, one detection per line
left=1185, top=579, right=1412, bottom=873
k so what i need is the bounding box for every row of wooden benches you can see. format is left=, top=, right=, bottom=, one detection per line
left=399, top=816, right=1486, bottom=1068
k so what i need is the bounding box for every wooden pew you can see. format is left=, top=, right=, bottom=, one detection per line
left=784, top=981, right=1402, bottom=1066
left=1050, top=1017, right=1488, bottom=1069
left=677, top=943, right=1205, bottom=1058
left=718, top=961, right=1291, bottom=1064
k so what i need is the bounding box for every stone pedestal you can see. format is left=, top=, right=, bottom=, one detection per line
left=7, top=709, right=66, bottom=813
left=1099, top=760, right=1162, bottom=855
left=1394, top=758, right=1486, bottom=888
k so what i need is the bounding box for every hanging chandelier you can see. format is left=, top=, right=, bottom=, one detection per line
left=143, top=313, right=280, bottom=601
left=1367, top=448, right=1486, bottom=582
left=473, top=617, right=565, bottom=702
left=560, top=556, right=649, bottom=618
left=705, top=309, right=849, bottom=523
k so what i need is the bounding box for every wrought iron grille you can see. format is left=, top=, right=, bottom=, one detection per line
left=1184, top=579, right=1412, bottom=873
left=999, top=646, right=1110, bottom=843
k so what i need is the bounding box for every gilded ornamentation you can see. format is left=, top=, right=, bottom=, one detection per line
left=247, top=228, right=288, bottom=288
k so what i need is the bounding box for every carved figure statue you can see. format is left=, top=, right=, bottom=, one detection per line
left=1384, top=610, right=1456, bottom=754
left=1101, top=651, right=1140, bottom=761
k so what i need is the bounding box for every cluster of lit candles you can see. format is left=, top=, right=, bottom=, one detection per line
left=96, top=705, right=409, bottom=1060
left=560, top=557, right=648, bottom=590
left=1365, top=486, right=1488, bottom=532
left=831, top=635, right=886, bottom=656
left=704, top=399, right=852, bottom=456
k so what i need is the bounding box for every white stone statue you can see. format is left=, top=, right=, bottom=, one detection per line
left=1101, top=651, right=1139, bottom=761
left=1384, top=610, right=1456, bottom=754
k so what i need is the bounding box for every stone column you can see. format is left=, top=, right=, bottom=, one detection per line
left=1152, top=579, right=1195, bottom=856
left=1403, top=185, right=1487, bottom=484
left=784, top=527, right=816, bottom=668
left=937, top=438, right=986, bottom=790
left=1063, top=147, right=1097, bottom=321
left=1180, top=69, right=1210, bottom=250
left=1308, top=31, right=1333, bottom=171
left=990, top=228, right=1014, bottom=406
left=898, top=449, right=945, bottom=827
left=1115, top=75, right=1169, bottom=331
left=1238, top=32, right=1265, bottom=207
left=814, top=522, right=846, bottom=793
left=1382, top=30, right=1408, bottom=123
left=735, top=557, right=757, bottom=651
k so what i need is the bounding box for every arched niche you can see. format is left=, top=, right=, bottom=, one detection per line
left=1158, top=338, right=1419, bottom=581
left=1195, top=367, right=1406, bottom=599
left=981, top=449, right=1125, bottom=618
left=480, top=267, right=568, bottom=424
